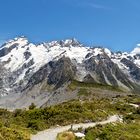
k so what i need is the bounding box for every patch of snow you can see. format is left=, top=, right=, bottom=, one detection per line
left=15, top=69, right=27, bottom=84
left=93, top=48, right=103, bottom=56
left=2, top=37, right=140, bottom=90
left=1, top=44, right=28, bottom=71
left=0, top=37, right=28, bottom=50
left=64, top=46, right=90, bottom=63
left=47, top=41, right=60, bottom=47
left=64, top=39, right=73, bottom=44
left=104, top=48, right=112, bottom=57
left=102, top=71, right=111, bottom=85
left=76, top=64, right=88, bottom=81
left=111, top=59, right=129, bottom=71
left=134, top=59, right=140, bottom=68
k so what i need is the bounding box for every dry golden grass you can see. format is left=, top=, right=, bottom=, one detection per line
left=57, top=131, right=75, bottom=140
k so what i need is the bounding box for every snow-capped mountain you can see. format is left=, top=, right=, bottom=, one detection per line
left=0, top=36, right=140, bottom=109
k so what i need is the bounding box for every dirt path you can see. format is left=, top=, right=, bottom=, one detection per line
left=31, top=115, right=122, bottom=140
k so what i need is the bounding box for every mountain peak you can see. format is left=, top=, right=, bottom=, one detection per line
left=0, top=36, right=28, bottom=49
left=8, top=36, right=28, bottom=44
left=59, top=38, right=81, bottom=47
left=13, top=36, right=28, bottom=41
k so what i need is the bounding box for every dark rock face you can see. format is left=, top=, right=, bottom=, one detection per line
left=134, top=54, right=140, bottom=60
left=85, top=53, right=118, bottom=86
left=0, top=43, right=19, bottom=57
left=85, top=53, right=93, bottom=59
left=0, top=78, right=3, bottom=88
left=24, top=57, right=76, bottom=91
left=0, top=63, right=12, bottom=95
left=85, top=56, right=96, bottom=71
left=25, top=63, right=50, bottom=90
left=83, top=74, right=96, bottom=83
left=111, top=63, right=133, bottom=89
left=24, top=51, right=32, bottom=60
left=48, top=57, right=77, bottom=88
left=84, top=53, right=136, bottom=89
left=121, top=58, right=140, bottom=81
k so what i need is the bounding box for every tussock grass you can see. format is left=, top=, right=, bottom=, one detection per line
left=57, top=131, right=75, bottom=140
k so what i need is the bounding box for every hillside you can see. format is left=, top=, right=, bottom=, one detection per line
left=0, top=37, right=140, bottom=108
left=0, top=95, right=139, bottom=140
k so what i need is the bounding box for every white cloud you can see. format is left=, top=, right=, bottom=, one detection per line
left=85, top=3, right=107, bottom=9
left=131, top=44, right=140, bottom=54
left=76, top=1, right=110, bottom=10
left=60, top=0, right=109, bottom=10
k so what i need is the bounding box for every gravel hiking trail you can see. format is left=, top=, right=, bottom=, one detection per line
left=31, top=115, right=122, bottom=140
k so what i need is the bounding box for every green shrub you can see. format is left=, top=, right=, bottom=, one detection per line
left=85, top=122, right=140, bottom=140
left=0, top=127, right=30, bottom=140
left=29, top=103, right=36, bottom=110
left=27, top=120, right=46, bottom=131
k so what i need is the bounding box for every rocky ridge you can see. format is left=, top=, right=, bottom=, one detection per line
left=0, top=36, right=140, bottom=108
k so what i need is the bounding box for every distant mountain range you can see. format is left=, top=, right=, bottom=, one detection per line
left=0, top=36, right=140, bottom=109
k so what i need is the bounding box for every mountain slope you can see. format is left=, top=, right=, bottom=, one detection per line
left=0, top=37, right=140, bottom=109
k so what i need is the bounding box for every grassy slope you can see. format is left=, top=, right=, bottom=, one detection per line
left=56, top=105, right=140, bottom=140
left=68, top=80, right=124, bottom=92
left=85, top=112, right=140, bottom=140
left=0, top=95, right=140, bottom=140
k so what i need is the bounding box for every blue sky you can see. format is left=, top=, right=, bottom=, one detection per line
left=0, top=0, right=140, bottom=52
